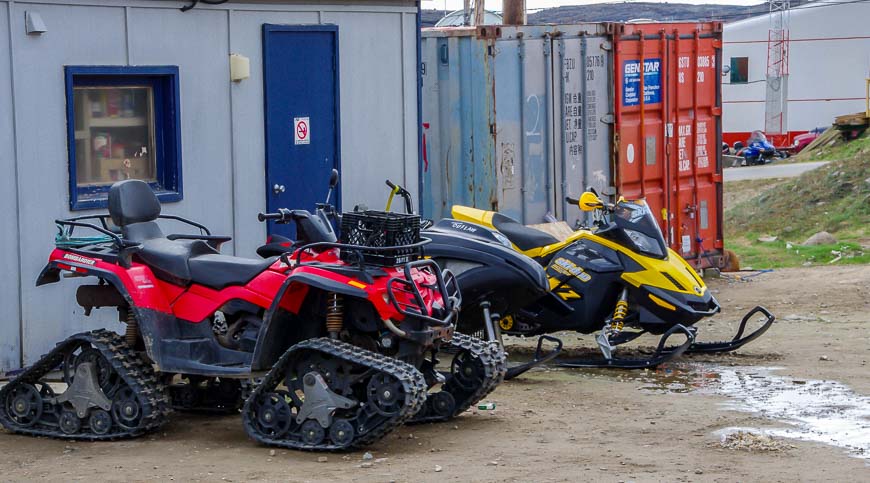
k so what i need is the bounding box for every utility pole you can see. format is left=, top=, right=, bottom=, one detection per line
left=503, top=0, right=526, bottom=25
left=463, top=0, right=471, bottom=25
left=473, top=0, right=485, bottom=26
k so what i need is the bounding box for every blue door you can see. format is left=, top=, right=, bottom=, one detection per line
left=263, top=24, right=340, bottom=238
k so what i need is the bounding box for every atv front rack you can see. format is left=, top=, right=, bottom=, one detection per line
left=292, top=240, right=461, bottom=333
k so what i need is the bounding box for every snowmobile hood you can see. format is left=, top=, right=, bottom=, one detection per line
left=422, top=220, right=549, bottom=294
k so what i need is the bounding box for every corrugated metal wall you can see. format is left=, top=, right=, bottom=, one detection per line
left=421, top=22, right=725, bottom=268
left=0, top=2, right=21, bottom=370
left=0, top=0, right=419, bottom=371
left=614, top=23, right=724, bottom=264
left=420, top=25, right=615, bottom=228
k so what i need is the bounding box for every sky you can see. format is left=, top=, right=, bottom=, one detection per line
left=422, top=0, right=765, bottom=11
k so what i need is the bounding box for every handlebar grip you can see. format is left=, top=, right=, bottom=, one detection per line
left=565, top=196, right=580, bottom=205
left=385, top=179, right=397, bottom=190
left=258, top=212, right=283, bottom=222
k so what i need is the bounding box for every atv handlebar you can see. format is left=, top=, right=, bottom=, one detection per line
left=565, top=196, right=580, bottom=205
left=258, top=208, right=294, bottom=223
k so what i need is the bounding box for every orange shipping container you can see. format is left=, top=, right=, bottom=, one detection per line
left=613, top=22, right=724, bottom=268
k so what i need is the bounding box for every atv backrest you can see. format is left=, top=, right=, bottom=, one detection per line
left=108, top=179, right=164, bottom=242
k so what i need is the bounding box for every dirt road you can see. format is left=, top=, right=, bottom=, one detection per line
left=2, top=265, right=869, bottom=482
left=723, top=160, right=829, bottom=182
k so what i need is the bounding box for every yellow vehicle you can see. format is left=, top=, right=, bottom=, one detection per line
left=451, top=190, right=774, bottom=368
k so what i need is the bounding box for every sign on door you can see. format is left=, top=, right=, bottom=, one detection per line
left=294, top=117, right=310, bottom=145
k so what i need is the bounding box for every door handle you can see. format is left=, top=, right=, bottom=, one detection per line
left=273, top=184, right=286, bottom=194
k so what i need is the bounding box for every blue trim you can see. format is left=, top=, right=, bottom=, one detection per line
left=416, top=6, right=424, bottom=215
left=261, top=24, right=342, bottom=214
left=65, top=65, right=183, bottom=211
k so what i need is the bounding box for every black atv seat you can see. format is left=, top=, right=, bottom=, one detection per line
left=491, top=213, right=559, bottom=251
left=136, top=238, right=276, bottom=289
left=108, top=179, right=276, bottom=289
left=188, top=254, right=278, bottom=290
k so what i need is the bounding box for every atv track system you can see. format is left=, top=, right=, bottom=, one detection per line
left=410, top=333, right=506, bottom=423
left=0, top=330, right=171, bottom=440
left=242, top=338, right=427, bottom=451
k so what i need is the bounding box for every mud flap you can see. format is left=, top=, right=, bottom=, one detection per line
left=683, top=305, right=775, bottom=354
left=504, top=335, right=563, bottom=380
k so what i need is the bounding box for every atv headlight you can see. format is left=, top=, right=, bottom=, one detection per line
left=624, top=228, right=665, bottom=258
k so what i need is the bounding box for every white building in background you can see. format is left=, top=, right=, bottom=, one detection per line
left=722, top=0, right=870, bottom=146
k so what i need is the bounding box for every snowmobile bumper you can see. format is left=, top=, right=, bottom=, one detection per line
left=684, top=305, right=775, bottom=354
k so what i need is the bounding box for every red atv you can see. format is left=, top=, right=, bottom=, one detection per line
left=0, top=172, right=504, bottom=450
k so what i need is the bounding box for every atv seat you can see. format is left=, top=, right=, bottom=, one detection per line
left=491, top=213, right=559, bottom=251
left=108, top=179, right=276, bottom=289
left=188, top=254, right=277, bottom=290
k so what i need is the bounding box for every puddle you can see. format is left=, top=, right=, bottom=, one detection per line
left=582, top=363, right=870, bottom=460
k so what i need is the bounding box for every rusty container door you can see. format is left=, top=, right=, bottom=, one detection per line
left=420, top=27, right=498, bottom=221
left=613, top=22, right=724, bottom=268
left=421, top=24, right=615, bottom=226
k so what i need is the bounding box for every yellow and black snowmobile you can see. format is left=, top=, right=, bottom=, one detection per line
left=451, top=190, right=775, bottom=369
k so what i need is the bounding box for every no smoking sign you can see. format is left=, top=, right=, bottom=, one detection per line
left=294, top=117, right=310, bottom=145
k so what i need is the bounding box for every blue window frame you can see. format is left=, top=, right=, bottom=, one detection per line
left=65, top=66, right=182, bottom=210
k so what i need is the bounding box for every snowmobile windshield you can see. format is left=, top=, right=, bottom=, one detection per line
left=612, top=200, right=667, bottom=259
left=748, top=130, right=768, bottom=143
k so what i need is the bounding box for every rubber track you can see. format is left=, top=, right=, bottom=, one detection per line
left=0, top=330, right=171, bottom=440
left=410, top=332, right=507, bottom=423
left=242, top=338, right=427, bottom=451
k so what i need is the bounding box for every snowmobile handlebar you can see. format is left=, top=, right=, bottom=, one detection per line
left=384, top=179, right=414, bottom=215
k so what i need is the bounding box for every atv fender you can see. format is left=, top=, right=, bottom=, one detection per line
left=251, top=272, right=368, bottom=371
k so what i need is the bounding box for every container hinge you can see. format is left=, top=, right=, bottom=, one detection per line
left=712, top=107, right=722, bottom=116
left=712, top=173, right=723, bottom=183
left=487, top=45, right=495, bottom=57
left=600, top=41, right=613, bottom=51
left=601, top=113, right=615, bottom=124
left=490, top=123, right=497, bottom=135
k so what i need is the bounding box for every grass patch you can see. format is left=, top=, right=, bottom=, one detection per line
left=725, top=136, right=870, bottom=269
left=794, top=132, right=870, bottom=162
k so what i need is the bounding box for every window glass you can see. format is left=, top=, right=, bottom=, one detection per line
left=730, top=57, right=749, bottom=84
left=72, top=86, right=156, bottom=185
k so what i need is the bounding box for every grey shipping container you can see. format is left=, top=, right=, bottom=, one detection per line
left=420, top=24, right=615, bottom=228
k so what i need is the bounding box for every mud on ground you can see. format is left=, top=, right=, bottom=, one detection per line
left=1, top=265, right=868, bottom=482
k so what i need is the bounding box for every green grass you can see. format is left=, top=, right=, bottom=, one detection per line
left=794, top=132, right=870, bottom=162
left=725, top=136, right=870, bottom=269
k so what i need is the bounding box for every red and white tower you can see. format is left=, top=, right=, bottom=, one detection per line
left=765, top=0, right=791, bottom=138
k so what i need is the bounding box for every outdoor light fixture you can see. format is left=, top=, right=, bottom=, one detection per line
left=230, top=53, right=250, bottom=82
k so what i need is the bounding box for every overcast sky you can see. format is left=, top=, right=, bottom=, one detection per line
left=423, top=0, right=765, bottom=11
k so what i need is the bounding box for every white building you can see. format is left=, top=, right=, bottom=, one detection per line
left=0, top=0, right=422, bottom=371
left=722, top=0, right=870, bottom=146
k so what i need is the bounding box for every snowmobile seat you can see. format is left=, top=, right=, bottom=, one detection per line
left=188, top=254, right=278, bottom=290
left=491, top=212, right=559, bottom=251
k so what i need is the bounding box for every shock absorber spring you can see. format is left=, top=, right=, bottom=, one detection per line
left=610, top=288, right=630, bottom=332
left=125, top=309, right=139, bottom=347
left=326, top=292, right=344, bottom=338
